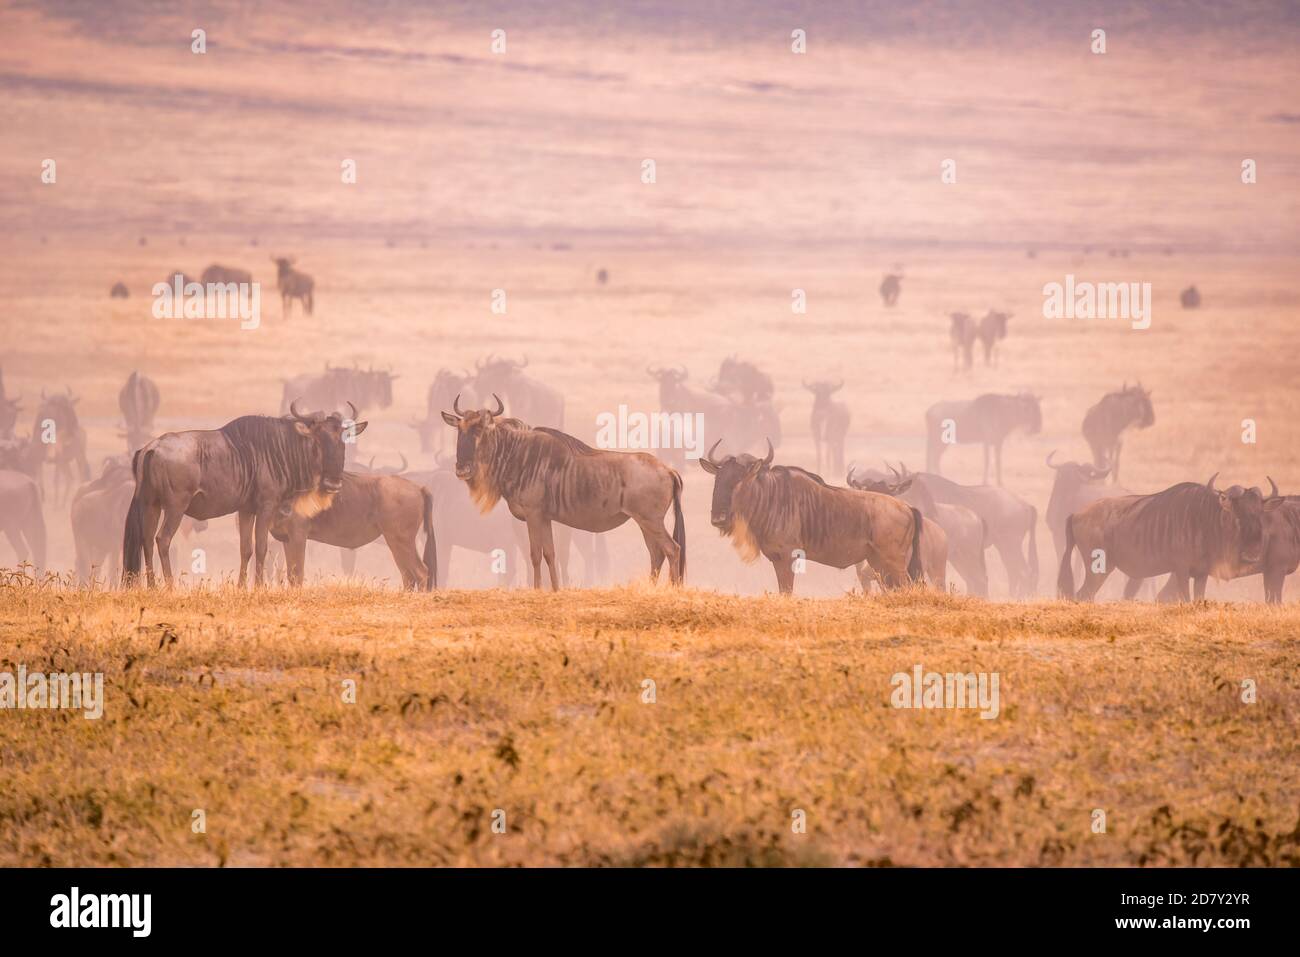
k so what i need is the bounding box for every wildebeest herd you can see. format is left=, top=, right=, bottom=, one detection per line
left=1, top=348, right=1296, bottom=603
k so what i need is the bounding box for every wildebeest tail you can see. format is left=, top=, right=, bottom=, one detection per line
left=1026, top=505, right=1039, bottom=594
left=671, top=470, right=686, bottom=582
left=421, top=486, right=437, bottom=590
left=122, top=447, right=153, bottom=583
left=907, top=507, right=924, bottom=582
left=1057, top=513, right=1076, bottom=599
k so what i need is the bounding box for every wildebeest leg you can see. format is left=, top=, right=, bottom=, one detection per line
left=551, top=523, right=571, bottom=587
left=340, top=548, right=357, bottom=577
left=994, top=442, right=1003, bottom=487
left=995, top=540, right=1029, bottom=597
left=981, top=444, right=990, bottom=485
left=281, top=291, right=290, bottom=319
left=539, top=519, right=561, bottom=590
left=1121, top=576, right=1145, bottom=600
left=253, top=508, right=274, bottom=587
left=1075, top=560, right=1113, bottom=601
left=283, top=530, right=307, bottom=586
left=1192, top=575, right=1208, bottom=601
left=523, top=516, right=546, bottom=589
left=771, top=556, right=795, bottom=595
left=854, top=561, right=878, bottom=594
left=138, top=501, right=162, bottom=588
left=384, top=529, right=426, bottom=590
left=155, top=507, right=187, bottom=586
left=635, top=515, right=679, bottom=584
left=1111, top=442, right=1122, bottom=484
left=2, top=529, right=26, bottom=566
left=237, top=511, right=255, bottom=587
left=1263, top=568, right=1285, bottom=604
left=1156, top=575, right=1186, bottom=603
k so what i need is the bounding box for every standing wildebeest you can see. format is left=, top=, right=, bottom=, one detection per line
left=805, top=380, right=850, bottom=478
left=1081, top=383, right=1154, bottom=484
left=471, top=356, right=565, bottom=429
left=1044, top=451, right=1147, bottom=598
left=408, top=460, right=527, bottom=588
left=123, top=402, right=364, bottom=587
left=879, top=272, right=903, bottom=307
left=700, top=440, right=924, bottom=595
left=279, top=364, right=395, bottom=418
left=0, top=469, right=45, bottom=574
left=441, top=395, right=684, bottom=589
left=1058, top=474, right=1283, bottom=602
left=925, top=392, right=1042, bottom=485
left=1180, top=286, right=1201, bottom=309
left=976, top=310, right=1011, bottom=366
left=713, top=356, right=774, bottom=406
left=848, top=464, right=987, bottom=596
left=949, top=313, right=977, bottom=371
left=270, top=470, right=436, bottom=589
left=648, top=366, right=761, bottom=464
left=900, top=464, right=1038, bottom=597
left=414, top=369, right=476, bottom=453
left=272, top=257, right=314, bottom=317
left=32, top=388, right=91, bottom=504
left=201, top=263, right=253, bottom=286
left=119, top=371, right=161, bottom=454
left=1214, top=478, right=1300, bottom=604
left=71, top=457, right=206, bottom=584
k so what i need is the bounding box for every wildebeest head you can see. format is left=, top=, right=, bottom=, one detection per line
left=699, top=437, right=774, bottom=532
left=1209, top=473, right=1284, bottom=565
left=713, top=356, right=773, bottom=403
left=34, top=388, right=79, bottom=434
left=271, top=256, right=295, bottom=277
left=441, top=393, right=507, bottom=481
left=647, top=365, right=688, bottom=387
left=1045, top=450, right=1109, bottom=486
left=984, top=310, right=1012, bottom=338
left=803, top=379, right=843, bottom=401
left=846, top=465, right=912, bottom=497
left=1119, top=381, right=1155, bottom=428
left=288, top=399, right=366, bottom=494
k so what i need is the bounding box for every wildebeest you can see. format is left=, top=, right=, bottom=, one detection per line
left=413, top=369, right=476, bottom=453
left=279, top=364, right=395, bottom=418
left=270, top=469, right=436, bottom=589
left=272, top=257, right=314, bottom=317
left=1081, top=383, right=1154, bottom=484
left=109, top=281, right=129, bottom=299
left=119, top=371, right=161, bottom=454
left=1180, top=285, right=1201, bottom=309
left=848, top=464, right=987, bottom=596
left=1058, top=474, right=1283, bottom=602
left=707, top=358, right=782, bottom=451
left=123, top=402, right=364, bottom=587
left=407, top=460, right=527, bottom=587
left=0, top=468, right=45, bottom=574
left=805, top=380, right=850, bottom=478
left=1044, top=451, right=1148, bottom=598
left=976, top=310, right=1011, bottom=366
left=471, top=356, right=564, bottom=429
left=949, top=313, right=977, bottom=371
left=201, top=263, right=253, bottom=286
left=925, top=392, right=1042, bottom=485
left=1255, top=480, right=1300, bottom=603
left=648, top=365, right=764, bottom=464
left=899, top=463, right=1038, bottom=597
left=441, top=395, right=683, bottom=589
left=713, top=356, right=774, bottom=406
left=0, top=368, right=20, bottom=438
left=700, top=440, right=924, bottom=594
left=32, top=388, right=91, bottom=504
left=71, top=457, right=206, bottom=584
left=879, top=272, right=903, bottom=307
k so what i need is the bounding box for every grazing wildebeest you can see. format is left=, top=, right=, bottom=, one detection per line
left=471, top=356, right=565, bottom=429
left=900, top=463, right=1038, bottom=597
left=842, top=470, right=947, bottom=592
left=109, top=282, right=129, bottom=299
left=879, top=272, right=902, bottom=307
left=279, top=364, right=395, bottom=418
left=925, top=392, right=1042, bottom=485
left=201, top=263, right=253, bottom=286
left=0, top=369, right=21, bottom=439
left=119, top=371, right=161, bottom=454
left=1058, top=474, right=1283, bottom=602
left=123, top=402, right=364, bottom=587
left=270, top=469, right=436, bottom=590
left=1044, top=451, right=1148, bottom=598
left=949, top=313, right=977, bottom=371
left=414, top=369, right=476, bottom=453
left=71, top=458, right=206, bottom=584
left=0, top=469, right=45, bottom=574
left=1180, top=286, right=1201, bottom=309
left=1081, top=383, right=1154, bottom=484
left=805, top=380, right=850, bottom=478
left=32, top=388, right=91, bottom=504
left=700, top=439, right=924, bottom=594
left=272, top=257, right=314, bottom=317
left=976, top=310, right=1011, bottom=366
left=441, top=395, right=683, bottom=589
left=712, top=356, right=774, bottom=406
left=848, top=464, right=987, bottom=596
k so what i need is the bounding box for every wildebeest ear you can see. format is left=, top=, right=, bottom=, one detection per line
left=1217, top=491, right=1232, bottom=510
left=351, top=420, right=368, bottom=437
left=293, top=420, right=312, bottom=436
left=698, top=457, right=719, bottom=475
left=441, top=411, right=461, bottom=427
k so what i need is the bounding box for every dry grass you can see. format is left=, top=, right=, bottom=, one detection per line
left=2, top=577, right=1298, bottom=866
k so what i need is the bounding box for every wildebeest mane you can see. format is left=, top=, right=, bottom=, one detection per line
left=220, top=415, right=319, bottom=493
left=1121, top=482, right=1228, bottom=556
left=730, top=465, right=863, bottom=561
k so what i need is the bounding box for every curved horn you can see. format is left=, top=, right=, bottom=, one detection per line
left=367, top=456, right=376, bottom=470
left=346, top=400, right=358, bottom=422
left=289, top=399, right=307, bottom=421
left=704, top=438, right=723, bottom=467
left=452, top=393, right=464, bottom=416
left=489, top=393, right=505, bottom=416
left=1046, top=449, right=1062, bottom=470
left=1268, top=476, right=1280, bottom=499
left=762, top=438, right=774, bottom=466
left=396, top=452, right=408, bottom=473
left=1206, top=472, right=1219, bottom=492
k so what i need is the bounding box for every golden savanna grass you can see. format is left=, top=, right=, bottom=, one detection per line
left=2, top=578, right=1298, bottom=867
